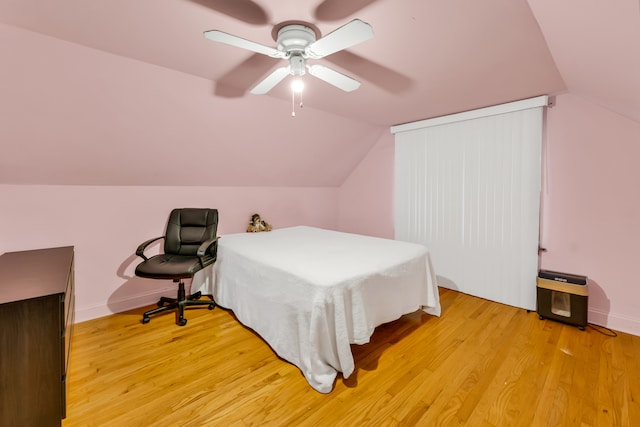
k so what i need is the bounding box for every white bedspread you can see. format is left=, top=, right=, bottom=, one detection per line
left=193, top=226, right=440, bottom=393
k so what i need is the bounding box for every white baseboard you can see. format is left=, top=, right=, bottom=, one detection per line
left=74, top=286, right=176, bottom=323
left=589, top=308, right=640, bottom=337
left=73, top=288, right=640, bottom=338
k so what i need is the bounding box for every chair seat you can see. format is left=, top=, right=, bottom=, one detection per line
left=135, top=254, right=213, bottom=279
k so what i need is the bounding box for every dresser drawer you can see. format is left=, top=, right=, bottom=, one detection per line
left=64, top=294, right=75, bottom=372
left=63, top=259, right=75, bottom=331
left=62, top=259, right=75, bottom=420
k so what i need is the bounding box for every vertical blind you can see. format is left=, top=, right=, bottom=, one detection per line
left=391, top=97, right=546, bottom=310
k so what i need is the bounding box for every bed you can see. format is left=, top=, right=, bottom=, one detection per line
left=193, top=226, right=440, bottom=393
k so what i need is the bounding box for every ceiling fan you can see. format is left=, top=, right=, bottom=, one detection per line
left=203, top=19, right=374, bottom=94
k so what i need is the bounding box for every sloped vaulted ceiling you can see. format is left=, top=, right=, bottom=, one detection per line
left=1, top=0, right=637, bottom=186
left=528, top=0, right=640, bottom=123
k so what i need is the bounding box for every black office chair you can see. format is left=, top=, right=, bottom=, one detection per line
left=135, top=208, right=219, bottom=326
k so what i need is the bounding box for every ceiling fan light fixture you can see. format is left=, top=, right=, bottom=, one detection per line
left=291, top=79, right=304, bottom=93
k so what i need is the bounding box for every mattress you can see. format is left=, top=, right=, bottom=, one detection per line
left=193, top=226, right=440, bottom=393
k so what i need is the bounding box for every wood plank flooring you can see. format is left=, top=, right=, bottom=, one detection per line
left=62, top=289, right=639, bottom=426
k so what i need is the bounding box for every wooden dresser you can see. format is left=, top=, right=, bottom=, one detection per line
left=0, top=246, right=75, bottom=426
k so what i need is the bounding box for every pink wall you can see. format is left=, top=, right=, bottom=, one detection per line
left=0, top=185, right=338, bottom=322
left=2, top=24, right=637, bottom=335
left=337, top=131, right=394, bottom=239
left=540, top=93, right=640, bottom=336
left=338, top=93, right=640, bottom=336
left=3, top=94, right=639, bottom=337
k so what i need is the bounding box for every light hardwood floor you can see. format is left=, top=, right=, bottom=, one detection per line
left=62, top=289, right=639, bottom=426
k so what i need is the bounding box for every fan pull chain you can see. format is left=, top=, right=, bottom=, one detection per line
left=291, top=90, right=304, bottom=117
left=291, top=90, right=295, bottom=117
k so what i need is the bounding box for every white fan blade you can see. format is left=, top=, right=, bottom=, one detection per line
left=204, top=30, right=285, bottom=58
left=305, top=19, right=374, bottom=59
left=251, top=66, right=291, bottom=94
left=308, top=64, right=361, bottom=92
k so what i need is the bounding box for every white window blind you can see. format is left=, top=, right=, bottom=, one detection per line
left=392, top=96, right=546, bottom=310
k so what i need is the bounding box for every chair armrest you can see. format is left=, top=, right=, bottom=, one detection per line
left=136, top=236, right=164, bottom=261
left=197, top=236, right=220, bottom=258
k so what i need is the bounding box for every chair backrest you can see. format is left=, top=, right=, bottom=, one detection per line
left=164, top=208, right=218, bottom=256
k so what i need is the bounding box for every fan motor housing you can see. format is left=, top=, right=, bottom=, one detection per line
left=289, top=55, right=306, bottom=75
left=276, top=25, right=316, bottom=54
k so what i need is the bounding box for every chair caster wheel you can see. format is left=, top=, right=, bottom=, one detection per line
left=142, top=317, right=150, bottom=324
left=539, top=315, right=544, bottom=320
left=156, top=302, right=164, bottom=307
left=578, top=326, right=585, bottom=331
left=208, top=304, right=215, bottom=310
left=178, top=318, right=187, bottom=326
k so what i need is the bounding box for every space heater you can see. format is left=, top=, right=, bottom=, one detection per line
left=536, top=269, right=588, bottom=330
